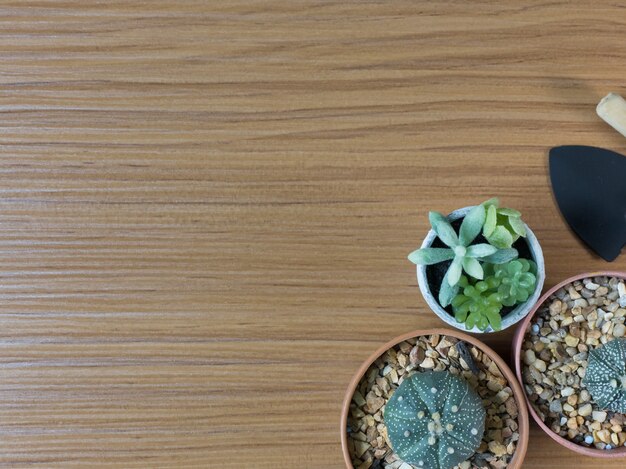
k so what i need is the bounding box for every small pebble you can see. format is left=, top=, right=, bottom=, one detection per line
left=568, top=287, right=581, bottom=299
left=524, top=350, right=536, bottom=365
left=549, top=400, right=562, bottom=413
left=596, top=286, right=609, bottom=296
left=578, top=403, right=592, bottom=417
left=420, top=357, right=435, bottom=369
left=533, top=360, right=547, bottom=372
left=593, top=411, right=608, bottom=423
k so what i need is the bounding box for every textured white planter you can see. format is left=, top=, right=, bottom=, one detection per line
left=416, top=206, right=545, bottom=333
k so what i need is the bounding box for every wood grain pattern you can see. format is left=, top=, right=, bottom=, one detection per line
left=0, top=1, right=624, bottom=467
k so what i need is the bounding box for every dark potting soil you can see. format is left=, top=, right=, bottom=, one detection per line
left=425, top=217, right=533, bottom=319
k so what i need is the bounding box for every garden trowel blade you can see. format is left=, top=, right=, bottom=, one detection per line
left=549, top=145, right=626, bottom=262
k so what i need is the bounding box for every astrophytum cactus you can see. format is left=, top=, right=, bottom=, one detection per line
left=583, top=338, right=626, bottom=413
left=384, top=370, right=486, bottom=469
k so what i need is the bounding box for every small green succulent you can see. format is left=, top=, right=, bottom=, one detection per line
left=384, top=370, right=486, bottom=469
left=451, top=276, right=504, bottom=331
left=490, top=259, right=537, bottom=307
left=408, top=205, right=518, bottom=307
left=583, top=338, right=626, bottom=413
left=482, top=198, right=527, bottom=249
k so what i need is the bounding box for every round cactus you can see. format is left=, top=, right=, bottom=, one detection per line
left=583, top=338, right=626, bottom=413
left=384, top=370, right=486, bottom=469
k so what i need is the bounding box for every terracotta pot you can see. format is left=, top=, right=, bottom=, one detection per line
left=341, top=328, right=529, bottom=468
left=512, top=271, right=626, bottom=458
left=415, top=206, right=545, bottom=333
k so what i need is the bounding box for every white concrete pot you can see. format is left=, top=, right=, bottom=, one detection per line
left=415, top=206, right=545, bottom=333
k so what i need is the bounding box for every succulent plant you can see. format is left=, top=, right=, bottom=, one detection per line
left=583, top=338, right=626, bottom=413
left=482, top=198, right=527, bottom=249
left=451, top=275, right=504, bottom=331
left=408, top=205, right=518, bottom=307
left=490, top=259, right=537, bottom=307
left=384, top=370, right=486, bottom=469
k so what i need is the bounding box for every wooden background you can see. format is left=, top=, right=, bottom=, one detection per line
left=0, top=1, right=624, bottom=467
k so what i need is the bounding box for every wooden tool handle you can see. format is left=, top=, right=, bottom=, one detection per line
left=597, top=93, right=626, bottom=138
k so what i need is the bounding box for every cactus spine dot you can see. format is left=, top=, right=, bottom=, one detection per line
left=384, top=370, right=486, bottom=469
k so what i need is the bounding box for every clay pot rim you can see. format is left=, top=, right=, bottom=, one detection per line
left=340, top=328, right=529, bottom=468
left=512, top=271, right=626, bottom=458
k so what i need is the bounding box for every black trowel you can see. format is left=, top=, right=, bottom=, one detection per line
left=549, top=146, right=626, bottom=261
left=549, top=92, right=626, bottom=262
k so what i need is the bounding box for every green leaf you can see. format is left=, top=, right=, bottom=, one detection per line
left=482, top=197, right=499, bottom=208
left=486, top=309, right=502, bottom=331
left=508, top=216, right=527, bottom=237
left=498, top=207, right=521, bottom=217
left=509, top=260, right=523, bottom=273
left=483, top=204, right=497, bottom=237
left=487, top=226, right=514, bottom=248
left=428, top=211, right=458, bottom=247
left=459, top=205, right=485, bottom=246
left=481, top=248, right=518, bottom=264
left=466, top=243, right=497, bottom=258
left=439, top=268, right=460, bottom=307
left=466, top=311, right=480, bottom=329
left=446, top=257, right=463, bottom=286
left=462, top=257, right=484, bottom=279
left=477, top=315, right=489, bottom=331
left=455, top=309, right=468, bottom=322
left=408, top=247, right=454, bottom=265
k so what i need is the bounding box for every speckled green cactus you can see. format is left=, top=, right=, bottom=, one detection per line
left=583, top=338, right=626, bottom=413
left=384, top=371, right=486, bottom=469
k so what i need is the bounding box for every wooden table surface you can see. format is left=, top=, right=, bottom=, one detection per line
left=0, top=1, right=625, bottom=467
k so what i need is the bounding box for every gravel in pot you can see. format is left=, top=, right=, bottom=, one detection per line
left=520, top=275, right=626, bottom=451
